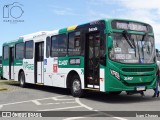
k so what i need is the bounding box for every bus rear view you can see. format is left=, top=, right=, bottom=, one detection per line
left=106, top=19, right=157, bottom=94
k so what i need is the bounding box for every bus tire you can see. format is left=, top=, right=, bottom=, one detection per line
left=109, top=91, right=122, bottom=96
left=71, top=75, right=83, bottom=97
left=20, top=71, right=26, bottom=88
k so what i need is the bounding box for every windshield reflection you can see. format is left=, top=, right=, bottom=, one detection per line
left=109, top=33, right=155, bottom=64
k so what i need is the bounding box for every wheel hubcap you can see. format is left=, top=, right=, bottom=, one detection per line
left=73, top=80, right=80, bottom=93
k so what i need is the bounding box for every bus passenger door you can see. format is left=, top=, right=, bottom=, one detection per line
left=35, top=42, right=44, bottom=84
left=9, top=47, right=14, bottom=80
left=85, top=33, right=101, bottom=89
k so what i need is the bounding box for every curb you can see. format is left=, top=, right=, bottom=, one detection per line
left=0, top=80, right=15, bottom=82
left=0, top=88, right=7, bottom=91
left=0, top=80, right=19, bottom=84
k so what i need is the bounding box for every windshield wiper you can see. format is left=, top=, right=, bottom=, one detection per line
left=138, top=33, right=148, bottom=63
left=142, top=33, right=148, bottom=41
left=122, top=30, right=137, bottom=57
left=132, top=38, right=137, bottom=57
left=142, top=33, right=150, bottom=53
left=122, top=30, right=135, bottom=48
left=142, top=33, right=151, bottom=56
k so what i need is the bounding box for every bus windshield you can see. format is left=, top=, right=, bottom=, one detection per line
left=109, top=33, right=155, bottom=64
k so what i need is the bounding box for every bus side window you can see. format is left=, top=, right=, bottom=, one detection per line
left=68, top=31, right=81, bottom=56
left=3, top=46, right=9, bottom=60
left=25, top=40, right=33, bottom=59
left=58, top=34, right=67, bottom=57
left=51, top=34, right=67, bottom=57
left=15, top=42, right=24, bottom=59
left=46, top=37, right=51, bottom=58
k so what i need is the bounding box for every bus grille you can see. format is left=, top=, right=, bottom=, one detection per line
left=122, top=81, right=152, bottom=86
left=122, top=68, right=154, bottom=72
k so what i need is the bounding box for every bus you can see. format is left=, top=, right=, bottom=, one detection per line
left=2, top=19, right=157, bottom=97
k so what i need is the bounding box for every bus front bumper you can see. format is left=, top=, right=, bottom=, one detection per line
left=104, top=75, right=157, bottom=92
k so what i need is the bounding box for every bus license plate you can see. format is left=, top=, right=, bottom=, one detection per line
left=136, top=86, right=145, bottom=91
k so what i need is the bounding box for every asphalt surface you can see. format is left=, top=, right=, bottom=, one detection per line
left=0, top=80, right=160, bottom=120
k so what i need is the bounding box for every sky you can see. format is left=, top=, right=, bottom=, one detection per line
left=0, top=0, right=160, bottom=55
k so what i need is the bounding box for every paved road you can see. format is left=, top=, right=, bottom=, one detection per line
left=0, top=80, right=160, bottom=120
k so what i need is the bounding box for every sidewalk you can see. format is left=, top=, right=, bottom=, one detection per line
left=0, top=79, right=8, bottom=82
left=0, top=80, right=18, bottom=83
left=0, top=80, right=18, bottom=91
left=0, top=80, right=7, bottom=91
left=0, top=87, right=7, bottom=91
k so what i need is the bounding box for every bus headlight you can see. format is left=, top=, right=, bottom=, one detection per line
left=110, top=69, right=120, bottom=80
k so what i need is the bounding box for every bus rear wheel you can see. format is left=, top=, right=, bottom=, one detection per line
left=20, top=71, right=26, bottom=88
left=71, top=75, right=83, bottom=97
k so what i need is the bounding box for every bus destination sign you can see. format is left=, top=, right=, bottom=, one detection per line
left=112, top=21, right=150, bottom=32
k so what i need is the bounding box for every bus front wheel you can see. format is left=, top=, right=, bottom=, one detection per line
left=71, top=75, right=83, bottom=97
left=20, top=72, right=26, bottom=88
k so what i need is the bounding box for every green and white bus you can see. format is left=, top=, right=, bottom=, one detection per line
left=2, top=19, right=157, bottom=97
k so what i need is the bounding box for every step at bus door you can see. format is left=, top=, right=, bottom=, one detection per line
left=9, top=47, right=14, bottom=80
left=85, top=33, right=100, bottom=89
left=35, top=42, right=44, bottom=84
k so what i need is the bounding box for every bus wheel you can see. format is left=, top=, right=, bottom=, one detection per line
left=109, top=91, right=122, bottom=96
left=20, top=72, right=26, bottom=88
left=71, top=75, right=83, bottom=97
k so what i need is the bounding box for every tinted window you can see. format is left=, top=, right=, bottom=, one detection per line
left=25, top=41, right=33, bottom=59
left=46, top=37, right=51, bottom=58
left=68, top=31, right=81, bottom=56
left=3, top=46, right=9, bottom=60
left=51, top=34, right=67, bottom=57
left=16, top=42, right=24, bottom=59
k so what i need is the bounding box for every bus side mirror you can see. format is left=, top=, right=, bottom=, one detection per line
left=108, top=36, right=113, bottom=49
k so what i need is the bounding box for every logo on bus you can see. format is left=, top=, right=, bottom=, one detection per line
left=89, top=27, right=98, bottom=32
left=23, top=62, right=34, bottom=70
left=81, top=69, right=84, bottom=75
left=58, top=60, right=68, bottom=66
left=53, top=64, right=58, bottom=73
left=44, top=59, right=47, bottom=65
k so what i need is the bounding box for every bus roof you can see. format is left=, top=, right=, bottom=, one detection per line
left=3, top=39, right=23, bottom=46
left=48, top=18, right=152, bottom=36
left=105, top=18, right=151, bottom=25
left=19, top=31, right=50, bottom=40
left=2, top=18, right=153, bottom=46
